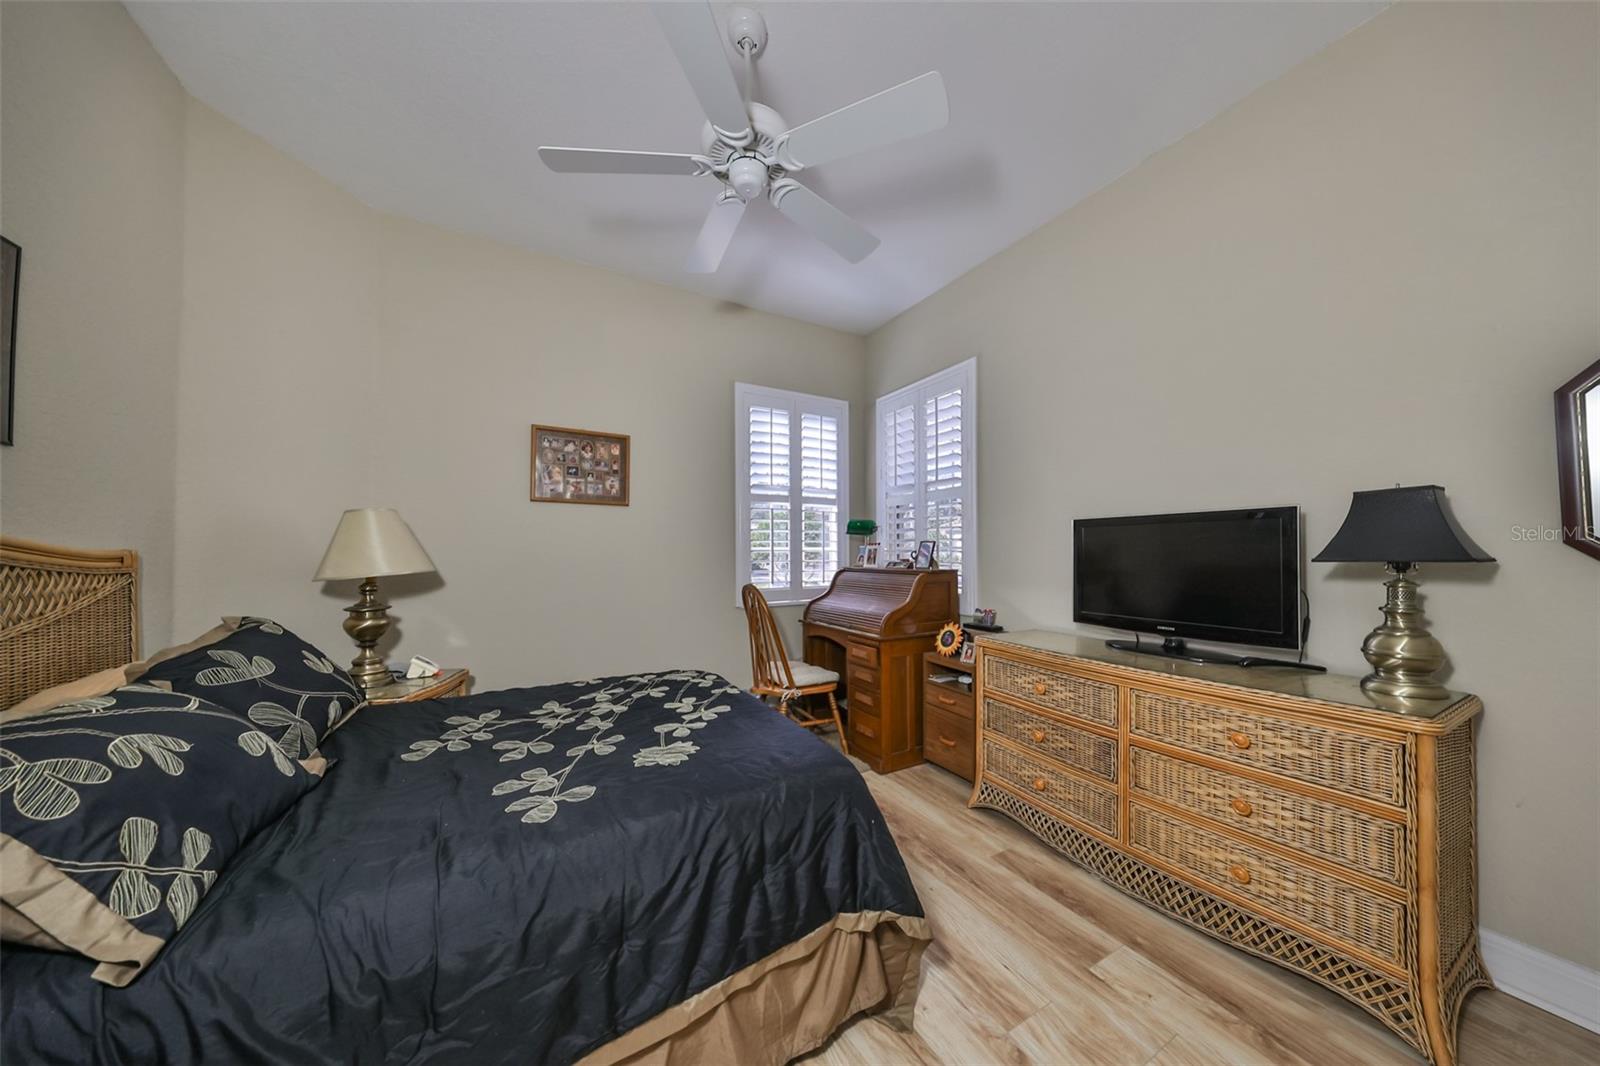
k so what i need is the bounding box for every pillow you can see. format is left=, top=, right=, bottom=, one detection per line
left=3, top=619, right=241, bottom=721
left=0, top=685, right=325, bottom=985
left=133, top=617, right=364, bottom=756
left=127, top=618, right=242, bottom=678
left=3, top=665, right=132, bottom=721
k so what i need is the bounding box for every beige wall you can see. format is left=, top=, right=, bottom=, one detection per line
left=0, top=1, right=186, bottom=648
left=169, top=102, right=866, bottom=688
left=374, top=215, right=866, bottom=688
left=171, top=100, right=381, bottom=659
left=866, top=2, right=1600, bottom=969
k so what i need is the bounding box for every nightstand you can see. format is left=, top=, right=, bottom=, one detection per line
left=922, top=651, right=975, bottom=781
left=366, top=668, right=472, bottom=704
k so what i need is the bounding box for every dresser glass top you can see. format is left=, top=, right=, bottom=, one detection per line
left=978, top=629, right=1473, bottom=720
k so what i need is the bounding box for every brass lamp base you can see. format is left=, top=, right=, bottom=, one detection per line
left=1359, top=567, right=1451, bottom=701
left=342, top=577, right=394, bottom=694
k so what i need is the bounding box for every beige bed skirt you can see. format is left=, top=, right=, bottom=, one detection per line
left=579, top=910, right=932, bottom=1066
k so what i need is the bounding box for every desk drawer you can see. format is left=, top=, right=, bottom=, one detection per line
left=849, top=707, right=882, bottom=755
left=1129, top=802, right=1405, bottom=968
left=1130, top=747, right=1406, bottom=887
left=983, top=698, right=1117, bottom=784
left=848, top=683, right=880, bottom=718
left=848, top=664, right=879, bottom=694
left=983, top=739, right=1119, bottom=837
left=924, top=704, right=974, bottom=780
left=1129, top=690, right=1404, bottom=806
left=847, top=643, right=877, bottom=668
left=984, top=653, right=1118, bottom=728
left=924, top=679, right=974, bottom=718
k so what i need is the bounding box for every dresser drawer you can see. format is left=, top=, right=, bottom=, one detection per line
left=983, top=698, right=1118, bottom=783
left=924, top=679, right=975, bottom=718
left=924, top=704, right=975, bottom=780
left=984, top=653, right=1118, bottom=728
left=983, top=739, right=1119, bottom=837
left=1129, top=802, right=1405, bottom=968
left=1129, top=690, right=1405, bottom=806
left=1130, top=747, right=1406, bottom=887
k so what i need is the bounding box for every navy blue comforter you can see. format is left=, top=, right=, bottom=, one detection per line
left=2, top=670, right=923, bottom=1064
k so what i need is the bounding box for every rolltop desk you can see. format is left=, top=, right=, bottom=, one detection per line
left=801, top=567, right=958, bottom=774
left=970, top=630, right=1487, bottom=1066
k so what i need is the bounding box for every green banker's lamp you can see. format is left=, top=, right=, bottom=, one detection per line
left=846, top=519, right=877, bottom=565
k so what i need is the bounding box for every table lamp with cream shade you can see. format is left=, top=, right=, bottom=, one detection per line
left=314, top=508, right=437, bottom=693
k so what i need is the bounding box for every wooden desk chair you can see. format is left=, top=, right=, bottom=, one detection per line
left=741, top=584, right=848, bottom=756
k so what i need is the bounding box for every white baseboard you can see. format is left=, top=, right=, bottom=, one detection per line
left=1479, top=928, right=1600, bottom=1034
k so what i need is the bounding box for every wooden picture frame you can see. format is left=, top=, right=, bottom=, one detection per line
left=1554, top=357, right=1600, bottom=560
left=1, top=237, right=19, bottom=446
left=530, top=425, right=630, bottom=506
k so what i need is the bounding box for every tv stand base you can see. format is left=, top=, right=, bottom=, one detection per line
left=1105, top=636, right=1326, bottom=673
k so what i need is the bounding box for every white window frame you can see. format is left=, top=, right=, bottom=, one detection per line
left=735, top=382, right=851, bottom=607
left=874, top=357, right=978, bottom=612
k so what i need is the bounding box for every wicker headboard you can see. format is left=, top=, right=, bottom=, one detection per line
left=0, top=537, right=140, bottom=708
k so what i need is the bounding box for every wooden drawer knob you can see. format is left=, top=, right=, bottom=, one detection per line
left=1228, top=864, right=1252, bottom=885
left=1031, top=776, right=1048, bottom=792
left=1033, top=681, right=1049, bottom=696
left=1230, top=798, right=1254, bottom=818
left=1030, top=729, right=1047, bottom=744
left=1227, top=731, right=1252, bottom=750
left=937, top=735, right=958, bottom=748
left=936, top=692, right=955, bottom=705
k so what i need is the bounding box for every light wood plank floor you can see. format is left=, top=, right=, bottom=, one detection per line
left=803, top=758, right=1600, bottom=1066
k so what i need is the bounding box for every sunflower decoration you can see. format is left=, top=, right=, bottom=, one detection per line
left=935, top=621, right=965, bottom=658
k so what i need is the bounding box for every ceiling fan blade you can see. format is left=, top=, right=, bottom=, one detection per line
left=777, top=71, right=948, bottom=170
left=685, top=194, right=745, bottom=274
left=769, top=180, right=880, bottom=263
left=538, top=147, right=709, bottom=176
left=653, top=2, right=752, bottom=141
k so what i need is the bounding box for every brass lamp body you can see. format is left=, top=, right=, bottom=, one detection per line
left=1359, top=565, right=1450, bottom=700
left=342, top=577, right=394, bottom=693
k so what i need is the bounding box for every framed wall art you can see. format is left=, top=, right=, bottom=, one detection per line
left=531, top=425, right=630, bottom=506
left=1, top=236, right=18, bottom=446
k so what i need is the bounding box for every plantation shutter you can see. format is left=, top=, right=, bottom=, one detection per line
left=735, top=384, right=850, bottom=605
left=880, top=402, right=919, bottom=564
left=874, top=359, right=977, bottom=611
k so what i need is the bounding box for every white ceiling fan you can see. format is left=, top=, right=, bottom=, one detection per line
left=539, top=3, right=949, bottom=273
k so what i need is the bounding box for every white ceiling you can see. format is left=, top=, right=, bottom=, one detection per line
left=128, top=1, right=1382, bottom=335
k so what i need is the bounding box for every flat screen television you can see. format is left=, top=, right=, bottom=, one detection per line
left=1073, top=506, right=1317, bottom=669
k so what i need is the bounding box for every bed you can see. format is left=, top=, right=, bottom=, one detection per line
left=0, top=539, right=930, bottom=1064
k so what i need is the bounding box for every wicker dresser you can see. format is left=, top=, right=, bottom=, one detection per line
left=970, top=630, right=1487, bottom=1066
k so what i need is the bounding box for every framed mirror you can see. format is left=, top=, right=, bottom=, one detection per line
left=1554, top=357, right=1600, bottom=560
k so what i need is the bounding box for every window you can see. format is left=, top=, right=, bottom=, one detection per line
left=875, top=358, right=977, bottom=611
left=736, top=383, right=850, bottom=605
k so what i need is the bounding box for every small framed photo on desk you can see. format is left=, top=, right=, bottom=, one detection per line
left=914, top=540, right=937, bottom=569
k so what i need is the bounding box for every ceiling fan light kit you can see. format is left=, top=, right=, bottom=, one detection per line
left=538, top=2, right=950, bottom=273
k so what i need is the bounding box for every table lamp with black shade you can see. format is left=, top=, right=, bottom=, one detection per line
left=1314, top=485, right=1494, bottom=700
